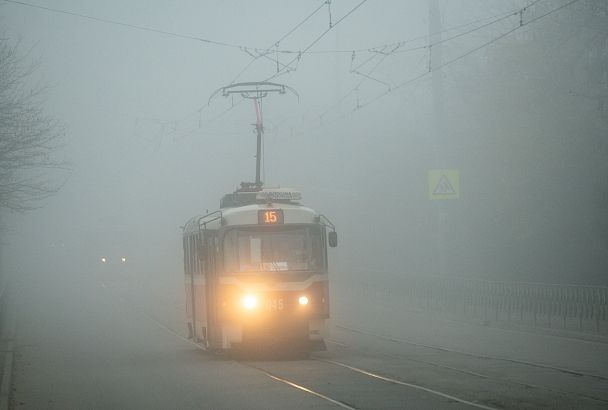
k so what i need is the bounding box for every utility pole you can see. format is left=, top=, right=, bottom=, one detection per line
left=429, top=0, right=448, bottom=276
left=209, top=82, right=298, bottom=190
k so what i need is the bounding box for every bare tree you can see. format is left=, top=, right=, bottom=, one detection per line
left=0, top=38, right=67, bottom=212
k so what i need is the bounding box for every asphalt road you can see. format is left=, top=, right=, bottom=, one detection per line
left=8, top=266, right=476, bottom=409
left=8, top=263, right=608, bottom=409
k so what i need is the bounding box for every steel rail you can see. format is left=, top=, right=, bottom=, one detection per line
left=97, top=281, right=357, bottom=409
left=335, top=324, right=608, bottom=382
left=315, top=357, right=500, bottom=410
left=239, top=363, right=356, bottom=410
left=325, top=338, right=608, bottom=406
left=98, top=280, right=504, bottom=409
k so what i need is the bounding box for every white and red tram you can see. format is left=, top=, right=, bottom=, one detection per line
left=182, top=185, right=337, bottom=352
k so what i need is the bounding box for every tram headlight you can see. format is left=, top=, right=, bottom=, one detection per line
left=242, top=295, right=258, bottom=310
left=101, top=257, right=107, bottom=263
left=121, top=257, right=127, bottom=263
left=298, top=296, right=309, bottom=306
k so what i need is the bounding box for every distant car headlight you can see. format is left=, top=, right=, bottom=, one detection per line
left=121, top=257, right=127, bottom=263
left=242, top=295, right=258, bottom=310
left=298, top=296, right=309, bottom=306
left=101, top=257, right=107, bottom=263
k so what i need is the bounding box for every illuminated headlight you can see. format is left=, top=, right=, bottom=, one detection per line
left=298, top=296, right=309, bottom=306
left=121, top=257, right=127, bottom=263
left=242, top=295, right=258, bottom=310
left=101, top=257, right=107, bottom=263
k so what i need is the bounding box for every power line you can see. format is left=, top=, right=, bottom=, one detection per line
left=152, top=0, right=532, bottom=142
left=173, top=1, right=329, bottom=144
left=4, top=0, right=250, bottom=50
left=178, top=0, right=367, bottom=148
left=17, top=0, right=572, bottom=147
left=3, top=0, right=548, bottom=62
left=361, top=0, right=581, bottom=109
left=317, top=0, right=581, bottom=127
left=261, top=1, right=544, bottom=55
left=522, top=0, right=579, bottom=26
left=265, top=0, right=369, bottom=81
left=318, top=1, right=546, bottom=119
left=3, top=0, right=358, bottom=58
left=173, top=0, right=367, bottom=148
left=229, top=0, right=328, bottom=85
left=273, top=1, right=328, bottom=50
left=171, top=99, right=246, bottom=142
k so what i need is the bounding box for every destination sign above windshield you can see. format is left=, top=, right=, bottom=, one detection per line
left=258, top=209, right=284, bottom=225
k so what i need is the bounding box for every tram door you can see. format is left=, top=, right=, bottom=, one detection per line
left=183, top=236, right=196, bottom=340
left=201, top=230, right=220, bottom=348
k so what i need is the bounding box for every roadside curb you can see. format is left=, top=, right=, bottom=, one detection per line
left=0, top=340, right=13, bottom=410
left=0, top=282, right=15, bottom=410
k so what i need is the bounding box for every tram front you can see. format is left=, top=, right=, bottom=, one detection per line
left=215, top=189, right=336, bottom=352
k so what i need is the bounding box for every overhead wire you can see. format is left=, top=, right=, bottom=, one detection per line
left=359, top=0, right=580, bottom=110
left=265, top=0, right=369, bottom=82
left=392, top=0, right=544, bottom=55
left=265, top=1, right=545, bottom=55
left=229, top=0, right=328, bottom=85
left=174, top=0, right=368, bottom=153
left=4, top=0, right=249, bottom=50
left=2, top=0, right=545, bottom=58
left=9, top=0, right=576, bottom=146
left=318, top=1, right=544, bottom=119
left=124, top=1, right=335, bottom=145
left=176, top=1, right=330, bottom=163
left=156, top=0, right=529, bottom=141
left=174, top=0, right=572, bottom=143
left=322, top=48, right=397, bottom=120
left=315, top=0, right=581, bottom=128
left=132, top=0, right=327, bottom=142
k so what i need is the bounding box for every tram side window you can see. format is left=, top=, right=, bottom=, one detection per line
left=194, top=235, right=200, bottom=275
left=189, top=236, right=196, bottom=275
left=183, top=237, right=189, bottom=275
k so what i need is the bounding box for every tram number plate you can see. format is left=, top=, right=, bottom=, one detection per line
left=264, top=298, right=284, bottom=311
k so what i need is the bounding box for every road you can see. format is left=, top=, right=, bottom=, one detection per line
left=7, top=263, right=608, bottom=409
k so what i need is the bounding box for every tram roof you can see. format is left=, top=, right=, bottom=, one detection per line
left=220, top=187, right=302, bottom=208
left=182, top=202, right=319, bottom=234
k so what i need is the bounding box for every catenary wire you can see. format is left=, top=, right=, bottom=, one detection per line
left=319, top=0, right=546, bottom=119
left=265, top=0, right=369, bottom=82
left=229, top=0, right=328, bottom=85
left=359, top=0, right=581, bottom=110
left=4, top=0, right=248, bottom=50
left=317, top=0, right=579, bottom=126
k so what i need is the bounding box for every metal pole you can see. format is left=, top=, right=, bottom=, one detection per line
left=429, top=0, right=447, bottom=276
left=255, top=123, right=262, bottom=187
left=254, top=98, right=263, bottom=188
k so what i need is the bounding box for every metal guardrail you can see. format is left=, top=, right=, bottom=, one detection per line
left=332, top=273, right=608, bottom=334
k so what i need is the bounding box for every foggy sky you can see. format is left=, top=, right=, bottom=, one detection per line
left=1, top=0, right=606, bottom=285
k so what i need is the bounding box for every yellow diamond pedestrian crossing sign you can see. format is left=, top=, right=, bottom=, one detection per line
left=429, top=169, right=460, bottom=200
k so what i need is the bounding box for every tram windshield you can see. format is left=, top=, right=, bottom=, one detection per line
left=223, top=226, right=323, bottom=273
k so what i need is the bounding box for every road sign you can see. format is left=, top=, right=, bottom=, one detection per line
left=429, top=169, right=460, bottom=200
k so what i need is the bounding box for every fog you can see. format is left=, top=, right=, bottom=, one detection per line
left=1, top=1, right=607, bottom=407
left=2, top=0, right=605, bottom=286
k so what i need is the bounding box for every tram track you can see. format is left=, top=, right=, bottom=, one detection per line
left=239, top=355, right=502, bottom=410
left=331, top=324, right=608, bottom=406
left=325, top=338, right=608, bottom=407
left=95, top=281, right=359, bottom=408
left=95, top=278, right=608, bottom=410
left=334, top=323, right=608, bottom=381
left=311, top=357, right=499, bottom=410
left=239, top=362, right=357, bottom=410
left=97, top=280, right=506, bottom=409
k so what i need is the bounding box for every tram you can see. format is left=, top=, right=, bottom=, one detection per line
left=182, top=183, right=337, bottom=352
